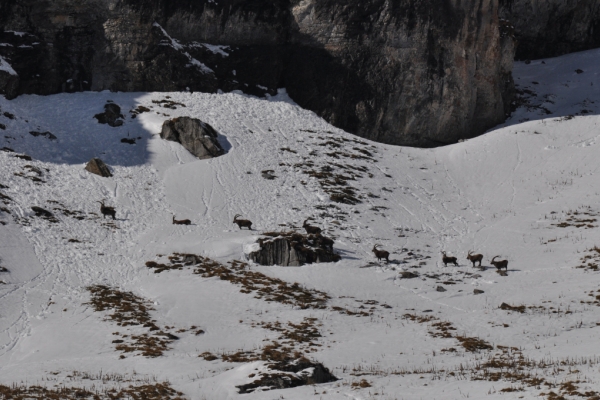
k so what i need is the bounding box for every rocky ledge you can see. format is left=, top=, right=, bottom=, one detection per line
left=0, top=0, right=515, bottom=146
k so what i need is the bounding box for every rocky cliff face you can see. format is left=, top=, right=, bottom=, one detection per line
left=0, top=0, right=515, bottom=146
left=500, top=0, right=600, bottom=60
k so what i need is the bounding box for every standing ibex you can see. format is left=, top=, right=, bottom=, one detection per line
left=441, top=251, right=458, bottom=267
left=96, top=200, right=116, bottom=220
left=372, top=244, right=390, bottom=263
left=233, top=214, right=252, bottom=230
left=303, top=219, right=322, bottom=235
left=490, top=256, right=508, bottom=271
left=466, top=251, right=484, bottom=268
left=172, top=215, right=191, bottom=225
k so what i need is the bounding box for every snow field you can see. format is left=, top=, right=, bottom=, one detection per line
left=1, top=49, right=600, bottom=398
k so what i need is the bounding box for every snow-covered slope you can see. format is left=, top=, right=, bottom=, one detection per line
left=1, top=49, right=600, bottom=399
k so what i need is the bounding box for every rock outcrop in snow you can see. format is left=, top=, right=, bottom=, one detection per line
left=248, top=232, right=340, bottom=266
left=160, top=117, right=224, bottom=160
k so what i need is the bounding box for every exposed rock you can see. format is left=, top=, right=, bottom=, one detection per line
left=261, top=170, right=277, bottom=180
left=0, top=124, right=5, bottom=130
left=237, top=358, right=337, bottom=394
left=31, top=206, right=57, bottom=222
left=248, top=232, right=340, bottom=266
left=84, top=158, right=112, bottom=178
left=500, top=302, right=525, bottom=313
left=500, top=0, right=600, bottom=59
left=94, top=103, right=124, bottom=127
left=29, top=131, right=57, bottom=140
left=120, top=138, right=136, bottom=145
left=0, top=266, right=8, bottom=272
left=0, top=0, right=514, bottom=146
left=160, top=117, right=224, bottom=160
left=474, top=289, right=485, bottom=295
left=399, top=271, right=419, bottom=279
left=436, top=286, right=447, bottom=292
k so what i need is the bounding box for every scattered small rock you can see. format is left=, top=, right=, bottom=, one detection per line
left=1, top=147, right=13, bottom=152
left=120, top=138, right=136, bottom=144
left=0, top=123, right=5, bottom=130
left=14, top=154, right=32, bottom=161
left=436, top=286, right=447, bottom=292
left=575, top=69, right=584, bottom=74
left=3, top=111, right=15, bottom=119
left=85, top=158, right=112, bottom=178
left=29, top=131, right=57, bottom=140
left=0, top=266, right=8, bottom=272
left=473, top=289, right=484, bottom=295
left=261, top=170, right=277, bottom=180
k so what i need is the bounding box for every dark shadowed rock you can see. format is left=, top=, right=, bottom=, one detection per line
left=474, top=289, right=485, bottom=295
left=29, top=131, right=57, bottom=140
left=248, top=232, right=340, bottom=266
left=436, top=286, right=447, bottom=292
left=94, top=103, right=124, bottom=127
left=31, top=206, right=57, bottom=222
left=500, top=0, right=600, bottom=60
left=160, top=117, right=224, bottom=160
left=85, top=158, right=112, bottom=177
left=237, top=358, right=337, bottom=394
left=0, top=0, right=515, bottom=146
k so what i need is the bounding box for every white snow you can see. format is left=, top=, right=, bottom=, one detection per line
left=0, top=55, right=17, bottom=76
left=153, top=23, right=214, bottom=74
left=1, top=48, right=600, bottom=399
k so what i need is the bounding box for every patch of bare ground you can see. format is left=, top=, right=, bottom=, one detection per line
left=403, top=314, right=492, bottom=352
left=500, top=302, right=572, bottom=316
left=553, top=209, right=598, bottom=229
left=201, top=316, right=337, bottom=394
left=86, top=285, right=192, bottom=358
left=0, top=381, right=185, bottom=399
left=576, top=246, right=600, bottom=272
left=146, top=254, right=330, bottom=309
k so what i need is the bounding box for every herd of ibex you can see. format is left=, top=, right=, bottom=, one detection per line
left=368, top=244, right=508, bottom=272
left=94, top=198, right=508, bottom=272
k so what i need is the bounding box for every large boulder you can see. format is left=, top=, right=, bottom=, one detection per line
left=248, top=232, right=340, bottom=266
left=160, top=117, right=225, bottom=160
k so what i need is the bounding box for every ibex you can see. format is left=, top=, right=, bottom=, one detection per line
left=372, top=244, right=390, bottom=263
left=172, top=215, right=191, bottom=225
left=303, top=219, right=322, bottom=235
left=441, top=251, right=458, bottom=267
left=466, top=251, right=484, bottom=268
left=96, top=200, right=116, bottom=220
left=490, top=256, right=508, bottom=271
left=233, top=214, right=252, bottom=230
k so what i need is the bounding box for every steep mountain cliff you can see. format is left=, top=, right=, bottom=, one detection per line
left=500, top=0, right=600, bottom=60
left=0, top=0, right=514, bottom=146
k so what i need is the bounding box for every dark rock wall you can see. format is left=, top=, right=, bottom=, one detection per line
left=500, top=0, right=600, bottom=60
left=0, top=0, right=515, bottom=146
